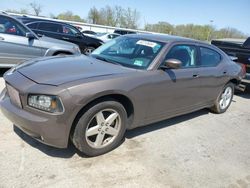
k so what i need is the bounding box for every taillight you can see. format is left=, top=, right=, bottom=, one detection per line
left=237, top=63, right=246, bottom=78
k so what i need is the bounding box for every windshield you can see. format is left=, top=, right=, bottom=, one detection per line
left=91, top=36, right=164, bottom=69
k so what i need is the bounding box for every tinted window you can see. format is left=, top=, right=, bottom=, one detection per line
left=0, top=16, right=27, bottom=36
left=165, top=45, right=198, bottom=68
left=114, top=30, right=136, bottom=35
left=38, top=22, right=62, bottom=33
left=27, top=22, right=38, bottom=29
left=200, top=47, right=221, bottom=67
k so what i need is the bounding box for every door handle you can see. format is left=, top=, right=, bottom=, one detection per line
left=0, top=36, right=4, bottom=40
left=193, top=74, right=199, bottom=78
left=62, top=37, right=70, bottom=40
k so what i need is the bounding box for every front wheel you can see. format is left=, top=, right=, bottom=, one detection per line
left=83, top=46, right=95, bottom=55
left=72, top=100, right=127, bottom=156
left=210, top=82, right=234, bottom=114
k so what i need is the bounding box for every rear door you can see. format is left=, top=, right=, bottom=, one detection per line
left=0, top=16, right=42, bottom=67
left=195, top=45, right=228, bottom=102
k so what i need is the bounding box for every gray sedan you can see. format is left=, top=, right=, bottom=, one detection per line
left=0, top=34, right=244, bottom=156
left=0, top=13, right=81, bottom=67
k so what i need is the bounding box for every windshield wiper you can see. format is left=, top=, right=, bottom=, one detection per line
left=93, top=55, right=122, bottom=66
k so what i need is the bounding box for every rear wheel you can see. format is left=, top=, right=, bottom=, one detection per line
left=72, top=100, right=127, bottom=156
left=210, top=82, right=234, bottom=113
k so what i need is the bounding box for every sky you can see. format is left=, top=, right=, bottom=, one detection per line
left=1, top=0, right=249, bottom=35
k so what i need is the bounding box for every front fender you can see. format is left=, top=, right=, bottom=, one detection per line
left=44, top=47, right=76, bottom=56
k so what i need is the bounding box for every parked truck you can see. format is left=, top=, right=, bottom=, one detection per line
left=212, top=37, right=250, bottom=90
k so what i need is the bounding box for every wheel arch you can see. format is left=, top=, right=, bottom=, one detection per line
left=52, top=51, right=73, bottom=56
left=69, top=93, right=134, bottom=140
left=228, top=78, right=240, bottom=86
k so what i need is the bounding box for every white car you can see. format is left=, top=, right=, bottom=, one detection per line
left=95, top=33, right=120, bottom=42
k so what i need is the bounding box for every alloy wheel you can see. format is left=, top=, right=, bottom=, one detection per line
left=85, top=109, right=121, bottom=149
left=219, top=86, right=233, bottom=110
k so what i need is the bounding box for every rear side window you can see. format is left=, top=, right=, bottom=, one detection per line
left=38, top=22, right=62, bottom=33
left=200, top=47, right=221, bottom=67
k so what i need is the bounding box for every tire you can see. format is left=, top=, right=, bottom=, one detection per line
left=83, top=46, right=95, bottom=55
left=72, top=100, right=127, bottom=156
left=210, top=82, right=234, bottom=114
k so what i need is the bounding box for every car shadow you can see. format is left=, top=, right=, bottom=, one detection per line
left=125, top=109, right=209, bottom=139
left=13, top=125, right=88, bottom=158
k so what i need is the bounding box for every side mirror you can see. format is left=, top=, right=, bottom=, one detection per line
left=161, top=59, right=182, bottom=69
left=26, top=32, right=35, bottom=40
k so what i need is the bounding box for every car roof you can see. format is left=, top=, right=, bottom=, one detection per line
left=127, top=33, right=202, bottom=44
left=0, top=13, right=13, bottom=18
left=24, top=19, right=74, bottom=27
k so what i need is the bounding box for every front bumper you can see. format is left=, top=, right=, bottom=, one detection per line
left=0, top=87, right=69, bottom=149
left=0, top=96, right=68, bottom=148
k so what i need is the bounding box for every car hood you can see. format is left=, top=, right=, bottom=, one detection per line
left=16, top=55, right=135, bottom=86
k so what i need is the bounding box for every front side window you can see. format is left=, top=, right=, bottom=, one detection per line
left=0, top=16, right=27, bottom=36
left=200, top=47, right=221, bottom=67
left=165, top=45, right=198, bottom=68
left=62, top=25, right=79, bottom=35
left=91, top=37, right=164, bottom=69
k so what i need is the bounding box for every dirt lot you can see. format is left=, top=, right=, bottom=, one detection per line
left=0, top=69, right=249, bottom=188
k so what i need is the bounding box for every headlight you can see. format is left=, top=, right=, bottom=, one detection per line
left=28, top=95, right=64, bottom=113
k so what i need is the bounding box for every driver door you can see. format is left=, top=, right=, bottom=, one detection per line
left=146, top=44, right=204, bottom=121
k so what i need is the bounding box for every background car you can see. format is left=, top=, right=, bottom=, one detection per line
left=0, top=34, right=244, bottom=156
left=20, top=18, right=103, bottom=55
left=95, top=32, right=120, bottom=42
left=0, top=13, right=81, bottom=68
left=82, top=30, right=97, bottom=37
left=114, top=29, right=137, bottom=35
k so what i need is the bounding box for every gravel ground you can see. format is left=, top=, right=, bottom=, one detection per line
left=0, top=69, right=249, bottom=188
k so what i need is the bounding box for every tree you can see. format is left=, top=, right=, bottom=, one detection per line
left=57, top=11, right=84, bottom=22
left=88, top=7, right=101, bottom=24
left=120, top=7, right=140, bottom=29
left=87, top=6, right=140, bottom=29
left=145, top=22, right=174, bottom=34
left=99, top=6, right=116, bottom=26
left=213, top=27, right=246, bottom=39
left=30, top=1, right=42, bottom=16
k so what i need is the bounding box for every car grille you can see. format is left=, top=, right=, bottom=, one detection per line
left=6, top=83, right=22, bottom=108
